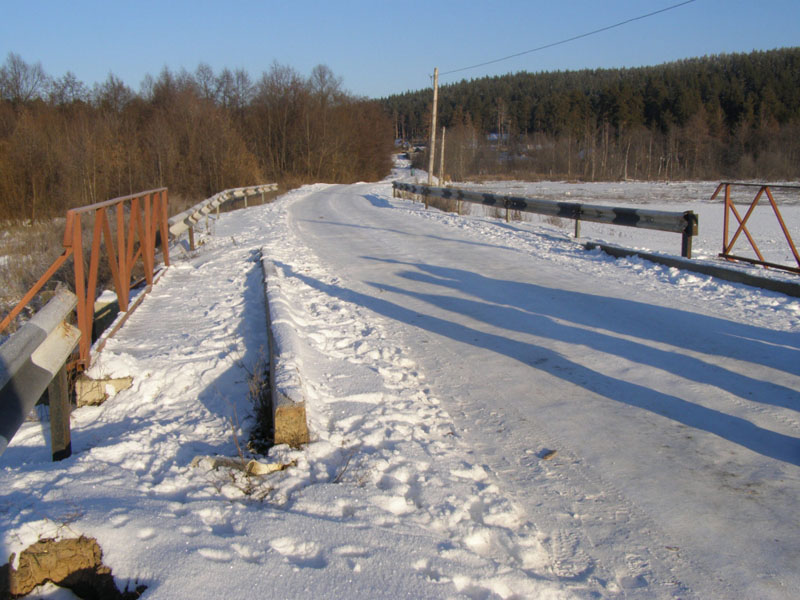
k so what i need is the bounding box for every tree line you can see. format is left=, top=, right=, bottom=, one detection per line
left=0, top=54, right=394, bottom=222
left=384, top=47, right=800, bottom=182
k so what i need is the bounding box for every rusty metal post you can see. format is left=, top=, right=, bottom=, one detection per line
left=127, top=198, right=139, bottom=290
left=71, top=213, right=91, bottom=367
left=85, top=212, right=103, bottom=333
left=722, top=183, right=731, bottom=255
left=188, top=226, right=196, bottom=251
left=159, top=189, right=170, bottom=267
left=48, top=364, right=71, bottom=461
left=116, top=204, right=129, bottom=311
left=100, top=209, right=122, bottom=305
left=143, top=194, right=154, bottom=287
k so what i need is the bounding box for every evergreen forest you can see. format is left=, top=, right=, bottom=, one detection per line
left=383, top=48, right=800, bottom=183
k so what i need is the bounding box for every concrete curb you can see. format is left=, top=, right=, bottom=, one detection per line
left=260, top=256, right=309, bottom=448
left=583, top=241, right=800, bottom=298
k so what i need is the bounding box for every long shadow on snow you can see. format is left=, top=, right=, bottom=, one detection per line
left=273, top=260, right=800, bottom=467
left=297, top=218, right=522, bottom=255
left=372, top=272, right=800, bottom=417
left=364, top=194, right=392, bottom=208
left=369, top=258, right=800, bottom=376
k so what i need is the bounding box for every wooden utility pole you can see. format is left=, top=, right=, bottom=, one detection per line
left=438, top=126, right=446, bottom=184
left=427, top=67, right=438, bottom=187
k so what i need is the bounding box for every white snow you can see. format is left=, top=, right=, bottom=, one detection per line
left=2, top=160, right=799, bottom=599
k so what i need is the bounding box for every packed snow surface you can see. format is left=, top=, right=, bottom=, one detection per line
left=2, top=161, right=799, bottom=599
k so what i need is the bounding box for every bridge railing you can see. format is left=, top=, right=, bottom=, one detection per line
left=711, top=182, right=800, bottom=275
left=0, top=183, right=278, bottom=461
left=393, top=182, right=699, bottom=258
left=1, top=188, right=170, bottom=368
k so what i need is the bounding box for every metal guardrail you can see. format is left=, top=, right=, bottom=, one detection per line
left=169, top=184, right=278, bottom=249
left=711, top=182, right=800, bottom=275
left=393, top=182, right=699, bottom=258
left=0, top=288, right=80, bottom=460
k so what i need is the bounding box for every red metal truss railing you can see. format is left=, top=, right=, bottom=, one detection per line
left=0, top=188, right=169, bottom=368
left=711, top=182, right=800, bottom=275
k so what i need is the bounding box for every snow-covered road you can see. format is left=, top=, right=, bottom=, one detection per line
left=285, top=182, right=800, bottom=598
left=2, top=166, right=799, bottom=599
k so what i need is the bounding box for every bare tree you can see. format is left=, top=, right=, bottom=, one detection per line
left=194, top=63, right=217, bottom=102
left=92, top=74, right=133, bottom=113
left=48, top=71, right=88, bottom=105
left=216, top=68, right=235, bottom=109
left=0, top=53, right=49, bottom=103
left=309, top=64, right=342, bottom=106
left=232, top=68, right=253, bottom=112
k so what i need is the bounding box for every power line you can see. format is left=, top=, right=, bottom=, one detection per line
left=439, top=0, right=698, bottom=77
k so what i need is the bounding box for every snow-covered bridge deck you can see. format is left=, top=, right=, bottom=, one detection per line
left=2, top=172, right=799, bottom=598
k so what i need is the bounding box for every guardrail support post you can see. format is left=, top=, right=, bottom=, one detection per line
left=681, top=231, right=692, bottom=259
left=48, top=364, right=71, bottom=461
left=574, top=218, right=581, bottom=238
left=682, top=211, right=698, bottom=259
left=188, top=226, right=196, bottom=251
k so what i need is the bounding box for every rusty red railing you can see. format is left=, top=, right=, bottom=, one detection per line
left=711, top=182, right=800, bottom=275
left=0, top=188, right=169, bottom=368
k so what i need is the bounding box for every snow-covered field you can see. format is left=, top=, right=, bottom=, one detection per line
left=1, top=161, right=799, bottom=599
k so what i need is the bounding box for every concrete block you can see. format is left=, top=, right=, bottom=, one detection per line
left=75, top=375, right=133, bottom=407
left=273, top=395, right=309, bottom=448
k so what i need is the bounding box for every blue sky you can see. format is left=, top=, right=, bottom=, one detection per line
left=2, top=0, right=799, bottom=99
